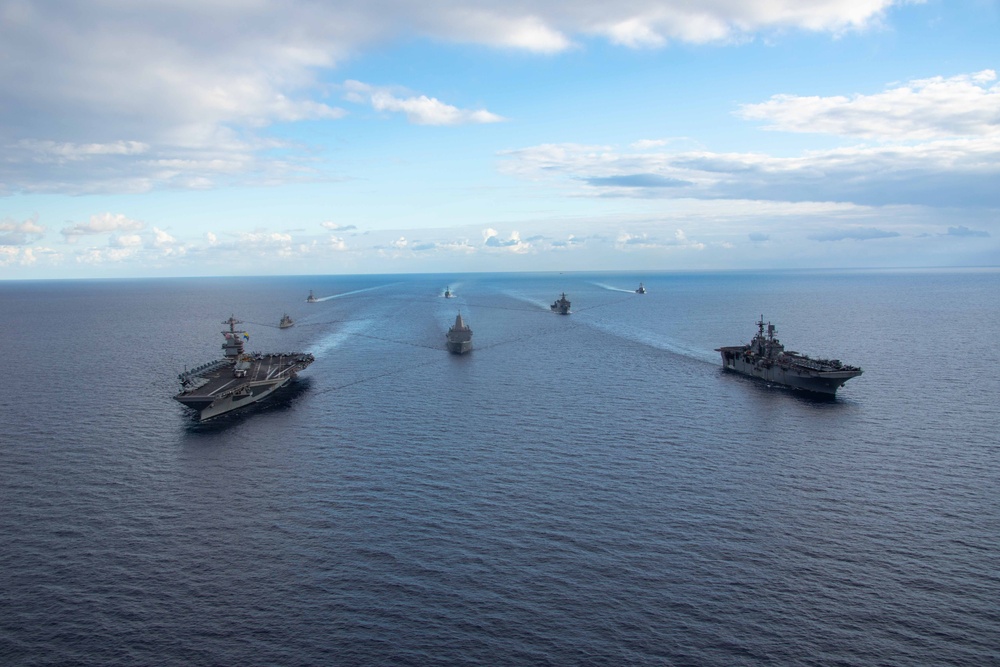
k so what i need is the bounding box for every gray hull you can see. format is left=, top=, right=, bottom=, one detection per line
left=175, top=352, right=313, bottom=421
left=721, top=355, right=859, bottom=395
left=447, top=339, right=473, bottom=355
left=175, top=376, right=292, bottom=420
left=716, top=317, right=862, bottom=396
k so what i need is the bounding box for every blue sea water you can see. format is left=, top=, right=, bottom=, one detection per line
left=1, top=270, right=998, bottom=666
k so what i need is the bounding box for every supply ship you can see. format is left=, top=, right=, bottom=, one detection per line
left=446, top=312, right=473, bottom=354
left=174, top=316, right=315, bottom=420
left=551, top=293, right=571, bottom=315
left=716, top=316, right=862, bottom=395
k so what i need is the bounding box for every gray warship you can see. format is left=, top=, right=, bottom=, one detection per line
left=446, top=312, right=473, bottom=354
left=636, top=283, right=646, bottom=294
left=444, top=287, right=453, bottom=298
left=716, top=316, right=862, bottom=395
left=174, top=316, right=315, bottom=421
left=306, top=290, right=317, bottom=303
left=551, top=293, right=571, bottom=315
left=279, top=313, right=294, bottom=328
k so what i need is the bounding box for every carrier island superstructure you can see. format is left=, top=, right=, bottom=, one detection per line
left=716, top=317, right=862, bottom=395
left=174, top=316, right=314, bottom=420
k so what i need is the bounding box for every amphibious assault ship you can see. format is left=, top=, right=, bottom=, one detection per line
left=551, top=293, right=571, bottom=315
left=174, top=316, right=315, bottom=421
left=446, top=312, right=473, bottom=354
left=716, top=317, right=862, bottom=395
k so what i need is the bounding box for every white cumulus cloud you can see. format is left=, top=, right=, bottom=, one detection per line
left=738, top=70, right=1000, bottom=140
left=61, top=213, right=145, bottom=243
left=345, top=81, right=505, bottom=126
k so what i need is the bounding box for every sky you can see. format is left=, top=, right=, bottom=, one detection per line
left=1, top=0, right=998, bottom=279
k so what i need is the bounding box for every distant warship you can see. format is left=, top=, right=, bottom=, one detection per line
left=446, top=312, right=473, bottom=354
left=636, top=283, right=646, bottom=294
left=716, top=316, right=862, bottom=395
left=551, top=293, right=571, bottom=315
left=174, top=316, right=314, bottom=421
left=444, top=287, right=453, bottom=298
left=306, top=290, right=317, bottom=303
left=279, top=313, right=294, bottom=329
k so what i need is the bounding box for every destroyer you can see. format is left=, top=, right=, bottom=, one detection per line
left=306, top=290, right=317, bottom=303
left=446, top=312, right=473, bottom=354
left=174, top=316, right=315, bottom=421
left=551, top=293, right=571, bottom=315
left=279, top=313, right=294, bottom=329
left=444, top=287, right=453, bottom=298
left=716, top=316, right=862, bottom=395
left=636, top=283, right=646, bottom=294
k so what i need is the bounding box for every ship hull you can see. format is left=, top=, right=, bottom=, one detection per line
left=718, top=349, right=861, bottom=395
left=447, top=340, right=473, bottom=355
left=174, top=351, right=313, bottom=421
left=175, top=376, right=292, bottom=420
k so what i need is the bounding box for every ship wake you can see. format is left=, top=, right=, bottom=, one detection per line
left=313, top=284, right=397, bottom=302
left=588, top=319, right=717, bottom=364
left=307, top=318, right=372, bottom=357
left=591, top=282, right=636, bottom=294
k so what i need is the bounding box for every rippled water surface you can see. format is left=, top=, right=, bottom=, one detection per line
left=2, top=270, right=998, bottom=666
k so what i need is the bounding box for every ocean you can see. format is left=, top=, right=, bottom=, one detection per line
left=1, top=270, right=998, bottom=666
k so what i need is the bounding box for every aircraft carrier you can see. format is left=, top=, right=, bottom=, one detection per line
left=716, top=317, right=862, bottom=395
left=174, top=316, right=314, bottom=420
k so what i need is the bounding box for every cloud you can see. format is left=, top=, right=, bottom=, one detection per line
left=0, top=246, right=61, bottom=266
left=809, top=227, right=901, bottom=242
left=321, top=221, right=358, bottom=231
left=616, top=229, right=704, bottom=250
left=0, top=215, right=46, bottom=246
left=61, top=213, right=145, bottom=243
left=584, top=173, right=690, bottom=188
left=76, top=247, right=141, bottom=264
left=238, top=231, right=293, bottom=247
left=748, top=232, right=770, bottom=242
left=738, top=71, right=1000, bottom=140
left=501, top=135, right=1000, bottom=208
left=0, top=1, right=901, bottom=194
left=482, top=227, right=531, bottom=252
left=111, top=234, right=143, bottom=248
left=344, top=81, right=504, bottom=126
left=498, top=70, right=1000, bottom=209
left=631, top=139, right=671, bottom=150
left=945, top=225, right=990, bottom=238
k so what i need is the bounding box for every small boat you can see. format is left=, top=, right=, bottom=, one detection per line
left=306, top=290, right=317, bottom=303
left=636, top=283, right=646, bottom=294
left=279, top=314, right=294, bottom=329
left=550, top=293, right=571, bottom=315
left=444, top=287, right=453, bottom=298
